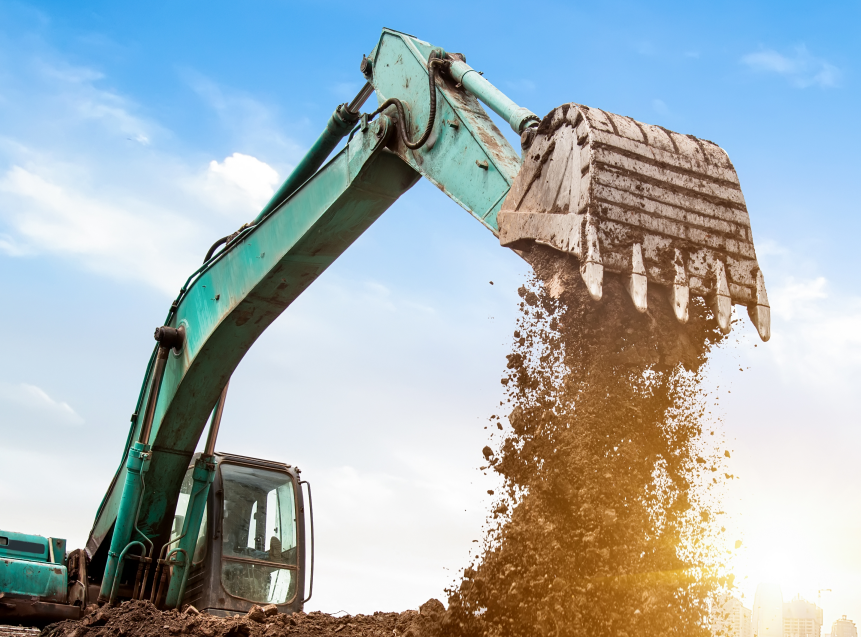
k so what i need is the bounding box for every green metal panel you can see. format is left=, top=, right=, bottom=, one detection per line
left=0, top=530, right=49, bottom=563
left=367, top=29, right=523, bottom=232
left=87, top=117, right=420, bottom=563
left=0, top=557, right=67, bottom=603
left=48, top=538, right=65, bottom=565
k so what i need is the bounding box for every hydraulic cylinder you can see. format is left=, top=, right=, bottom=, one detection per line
left=164, top=381, right=226, bottom=608
left=98, top=328, right=182, bottom=604
left=252, top=96, right=366, bottom=224
left=163, top=456, right=215, bottom=609
left=447, top=58, right=539, bottom=134
left=97, top=441, right=151, bottom=603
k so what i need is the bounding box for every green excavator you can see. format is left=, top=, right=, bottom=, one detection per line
left=0, top=28, right=770, bottom=626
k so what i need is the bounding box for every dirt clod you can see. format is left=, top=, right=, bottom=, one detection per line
left=245, top=607, right=265, bottom=624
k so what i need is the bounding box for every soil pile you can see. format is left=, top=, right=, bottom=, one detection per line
left=41, top=600, right=447, bottom=637
left=445, top=246, right=732, bottom=637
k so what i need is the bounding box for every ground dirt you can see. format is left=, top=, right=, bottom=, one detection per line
left=40, top=244, right=732, bottom=637
left=40, top=599, right=447, bottom=637
left=0, top=626, right=39, bottom=637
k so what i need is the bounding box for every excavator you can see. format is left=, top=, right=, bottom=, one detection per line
left=0, top=28, right=770, bottom=626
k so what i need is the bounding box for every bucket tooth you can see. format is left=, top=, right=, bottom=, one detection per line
left=624, top=243, right=648, bottom=312
left=580, top=215, right=603, bottom=301
left=747, top=269, right=771, bottom=342
left=671, top=249, right=689, bottom=324
left=713, top=261, right=732, bottom=334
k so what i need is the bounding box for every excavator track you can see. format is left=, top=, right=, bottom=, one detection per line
left=498, top=103, right=770, bottom=341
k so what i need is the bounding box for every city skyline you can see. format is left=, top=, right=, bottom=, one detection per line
left=717, top=584, right=857, bottom=637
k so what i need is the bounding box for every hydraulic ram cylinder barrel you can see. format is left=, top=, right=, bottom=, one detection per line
left=252, top=98, right=366, bottom=224
left=97, top=442, right=151, bottom=603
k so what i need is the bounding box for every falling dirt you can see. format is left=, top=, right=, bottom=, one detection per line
left=39, top=245, right=733, bottom=637
left=444, top=245, right=733, bottom=637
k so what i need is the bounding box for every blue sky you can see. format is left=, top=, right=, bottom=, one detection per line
left=0, top=0, right=859, bottom=627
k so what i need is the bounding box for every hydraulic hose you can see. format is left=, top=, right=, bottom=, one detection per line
left=369, top=55, right=448, bottom=150
left=203, top=236, right=229, bottom=263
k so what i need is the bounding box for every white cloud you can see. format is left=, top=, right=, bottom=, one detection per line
left=33, top=59, right=158, bottom=144
left=205, top=152, right=279, bottom=212
left=0, top=232, right=33, bottom=256
left=0, top=164, right=201, bottom=293
left=741, top=45, right=841, bottom=88
left=182, top=70, right=304, bottom=159
left=0, top=381, right=84, bottom=426
left=0, top=53, right=293, bottom=293
left=769, top=276, right=827, bottom=322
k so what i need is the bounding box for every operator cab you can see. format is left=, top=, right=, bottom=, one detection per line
left=172, top=453, right=312, bottom=616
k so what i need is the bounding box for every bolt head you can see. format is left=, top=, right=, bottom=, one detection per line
left=360, top=55, right=372, bottom=78
left=520, top=128, right=537, bottom=150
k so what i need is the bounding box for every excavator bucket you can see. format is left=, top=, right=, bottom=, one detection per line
left=498, top=103, right=770, bottom=342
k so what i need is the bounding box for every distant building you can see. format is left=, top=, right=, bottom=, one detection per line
left=831, top=616, right=858, bottom=637
left=783, top=595, right=823, bottom=637
left=714, top=594, right=753, bottom=637
left=753, top=583, right=784, bottom=637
